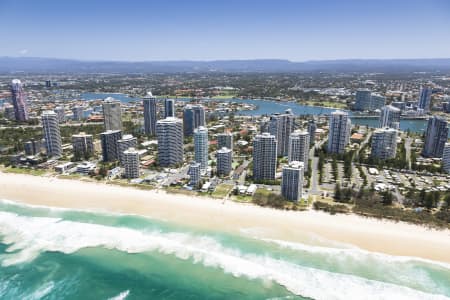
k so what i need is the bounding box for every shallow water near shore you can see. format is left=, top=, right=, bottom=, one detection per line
left=0, top=199, right=449, bottom=300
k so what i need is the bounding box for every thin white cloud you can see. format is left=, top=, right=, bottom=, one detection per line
left=19, top=49, right=28, bottom=55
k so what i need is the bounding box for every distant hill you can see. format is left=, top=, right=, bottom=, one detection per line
left=1, top=57, right=450, bottom=73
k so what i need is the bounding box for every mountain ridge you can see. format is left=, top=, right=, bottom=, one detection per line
left=2, top=57, right=450, bottom=73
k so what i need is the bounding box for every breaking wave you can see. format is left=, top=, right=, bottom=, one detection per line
left=1, top=211, right=449, bottom=300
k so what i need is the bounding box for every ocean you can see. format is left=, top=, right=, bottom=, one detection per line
left=0, top=199, right=449, bottom=300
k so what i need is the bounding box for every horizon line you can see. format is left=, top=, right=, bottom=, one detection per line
left=2, top=56, right=450, bottom=64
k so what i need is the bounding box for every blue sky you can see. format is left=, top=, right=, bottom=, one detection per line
left=1, top=0, right=450, bottom=61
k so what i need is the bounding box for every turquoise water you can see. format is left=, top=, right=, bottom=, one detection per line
left=1, top=199, right=449, bottom=300
left=80, top=93, right=431, bottom=133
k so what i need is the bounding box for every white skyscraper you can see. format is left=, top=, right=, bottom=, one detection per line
left=379, top=105, right=401, bottom=129
left=288, top=130, right=309, bottom=164
left=54, top=106, right=65, bottom=123
left=217, top=147, right=232, bottom=177
left=327, top=110, right=351, bottom=154
left=268, top=109, right=295, bottom=156
left=442, top=143, right=450, bottom=174
left=117, top=134, right=138, bottom=166
left=156, top=117, right=184, bottom=167
left=103, top=97, right=122, bottom=131
left=194, top=126, right=209, bottom=171
left=143, top=92, right=157, bottom=136
left=281, top=161, right=304, bottom=202
left=123, top=148, right=140, bottom=179
left=253, top=133, right=277, bottom=181
left=371, top=128, right=398, bottom=160
left=41, top=110, right=62, bottom=158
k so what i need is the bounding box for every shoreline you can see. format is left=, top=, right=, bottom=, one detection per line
left=1, top=171, right=449, bottom=263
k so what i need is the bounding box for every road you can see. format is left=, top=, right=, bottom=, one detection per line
left=234, top=159, right=250, bottom=184
left=309, top=139, right=325, bottom=195
left=356, top=131, right=372, bottom=160
left=310, top=156, right=320, bottom=194
left=405, top=137, right=412, bottom=170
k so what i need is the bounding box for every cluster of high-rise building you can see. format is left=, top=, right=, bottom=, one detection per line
left=12, top=80, right=448, bottom=201
left=268, top=109, right=295, bottom=156
left=143, top=97, right=211, bottom=181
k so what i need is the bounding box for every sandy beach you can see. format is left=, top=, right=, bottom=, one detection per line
left=1, top=171, right=449, bottom=263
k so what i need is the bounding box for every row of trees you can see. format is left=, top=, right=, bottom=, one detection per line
left=318, top=151, right=325, bottom=184
left=361, top=140, right=409, bottom=170
left=324, top=184, right=450, bottom=228
left=411, top=150, right=443, bottom=173
left=405, top=189, right=450, bottom=210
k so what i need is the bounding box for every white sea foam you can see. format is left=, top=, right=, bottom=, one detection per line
left=108, top=290, right=130, bottom=300
left=0, top=211, right=449, bottom=300
left=0, top=198, right=167, bottom=223
left=0, top=198, right=119, bottom=216
left=22, top=281, right=55, bottom=300
left=261, top=238, right=450, bottom=270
